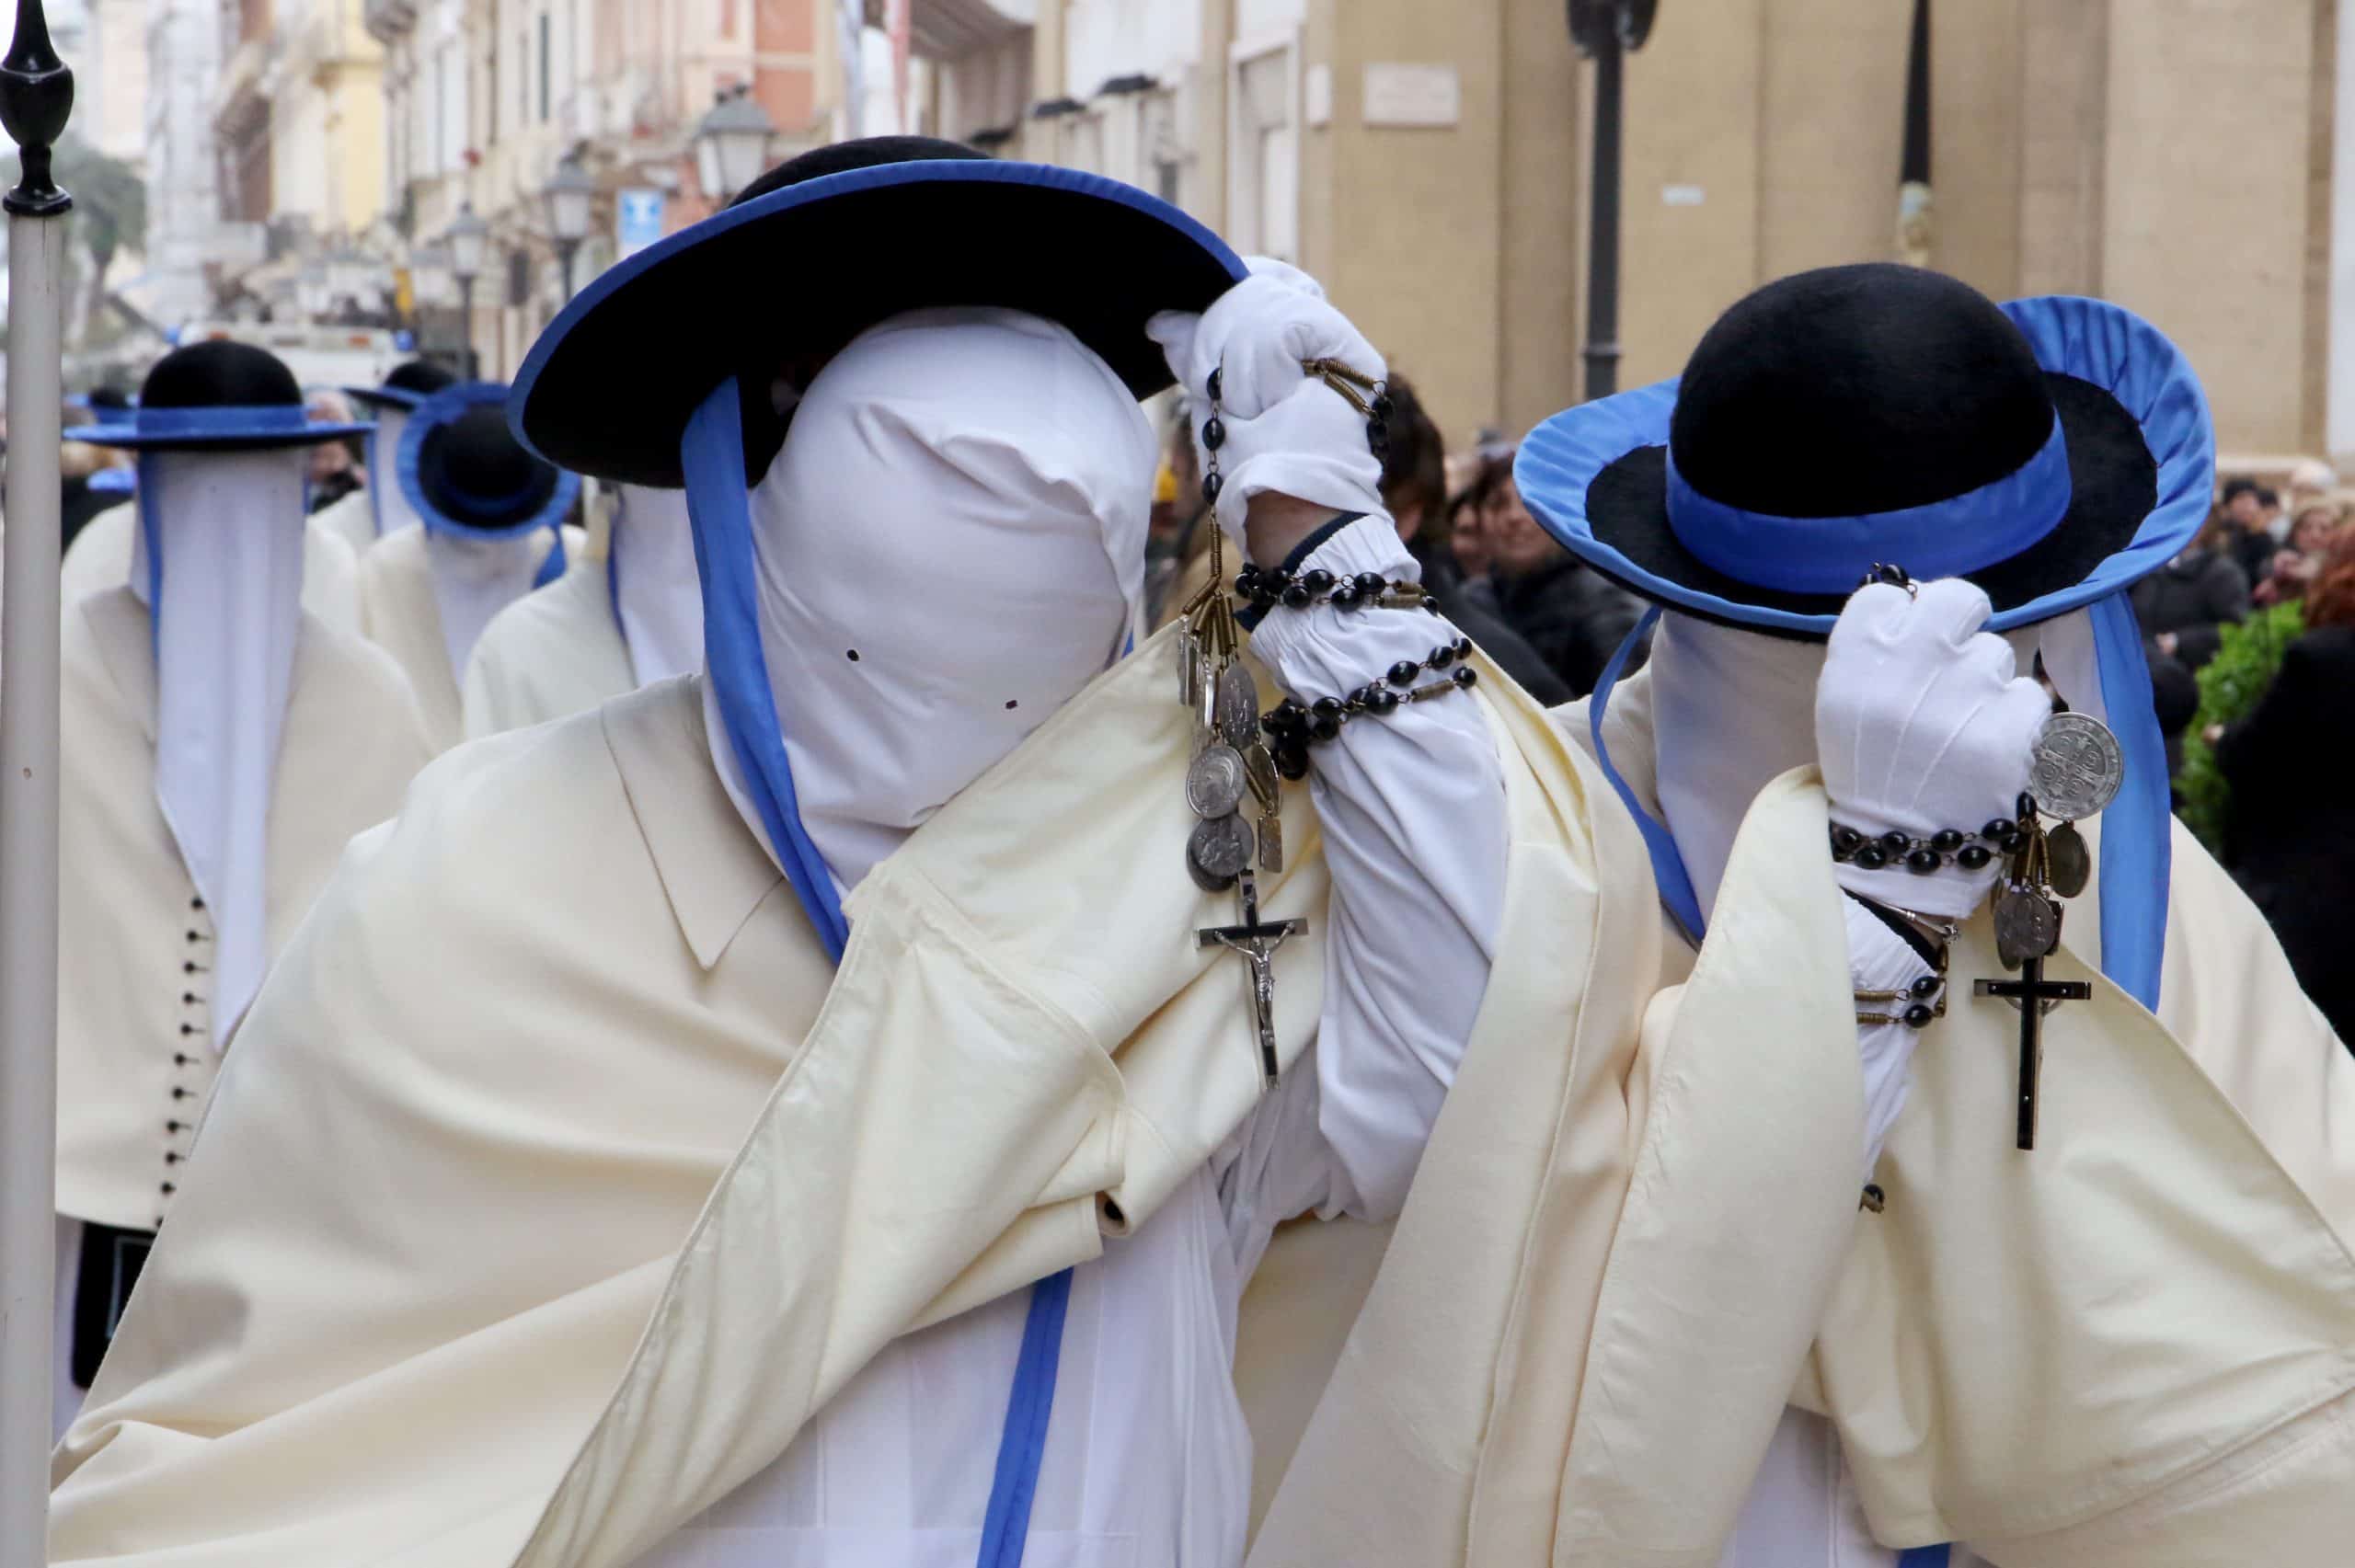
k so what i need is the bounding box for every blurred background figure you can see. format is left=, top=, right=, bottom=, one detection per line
left=1144, top=401, right=1207, bottom=627
left=1470, top=446, right=1647, bottom=698
left=2213, top=477, right=2283, bottom=588
left=304, top=389, right=366, bottom=514
left=2134, top=509, right=2252, bottom=671
left=2217, top=527, right=2355, bottom=1047
left=2252, top=498, right=2342, bottom=607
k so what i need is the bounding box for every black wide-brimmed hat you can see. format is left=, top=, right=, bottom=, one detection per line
left=348, top=359, right=459, bottom=413
left=398, top=382, right=580, bottom=539
left=68, top=340, right=372, bottom=452
left=510, top=135, right=1246, bottom=486
left=1514, top=264, right=2214, bottom=637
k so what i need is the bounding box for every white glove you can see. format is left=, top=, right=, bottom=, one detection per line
left=1147, top=259, right=1388, bottom=546
left=1816, top=579, right=2052, bottom=920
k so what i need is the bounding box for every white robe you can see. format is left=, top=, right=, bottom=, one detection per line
left=357, top=522, right=579, bottom=752
left=58, top=503, right=363, bottom=633
left=460, top=555, right=635, bottom=739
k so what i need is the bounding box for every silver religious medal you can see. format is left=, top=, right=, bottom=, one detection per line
left=1185, top=744, right=1248, bottom=819
left=2047, top=820, right=2092, bottom=899
left=1196, top=656, right=1219, bottom=745
left=1241, top=743, right=1280, bottom=814
left=1216, top=663, right=1260, bottom=750
left=2028, top=712, right=2125, bottom=822
left=1993, top=887, right=2062, bottom=968
left=1178, top=626, right=1202, bottom=708
left=1256, top=808, right=1284, bottom=875
left=1187, top=813, right=1255, bottom=890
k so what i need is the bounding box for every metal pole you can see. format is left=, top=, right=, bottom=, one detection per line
left=0, top=1, right=75, bottom=1557
left=557, top=241, right=577, bottom=303
left=457, top=273, right=477, bottom=379
left=1580, top=21, right=1624, bottom=401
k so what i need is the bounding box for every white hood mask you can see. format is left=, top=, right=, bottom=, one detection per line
left=1648, top=607, right=2106, bottom=921
left=611, top=482, right=703, bottom=688
left=706, top=306, right=1155, bottom=891
left=128, top=449, right=310, bottom=1050
left=367, top=408, right=421, bottom=537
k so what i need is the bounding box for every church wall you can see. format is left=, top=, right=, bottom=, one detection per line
left=1928, top=0, right=2026, bottom=302
left=1756, top=0, right=1909, bottom=282
left=1495, top=0, right=1585, bottom=442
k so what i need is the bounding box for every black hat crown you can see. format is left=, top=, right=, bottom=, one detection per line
left=417, top=404, right=560, bottom=529
left=1669, top=264, right=2056, bottom=519
left=727, top=135, right=987, bottom=211
left=141, top=339, right=304, bottom=412
left=382, top=360, right=459, bottom=400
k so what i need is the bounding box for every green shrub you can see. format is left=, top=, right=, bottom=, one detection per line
left=2177, top=601, right=2305, bottom=855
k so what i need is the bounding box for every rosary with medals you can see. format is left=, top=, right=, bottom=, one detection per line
left=1973, top=711, right=2126, bottom=1150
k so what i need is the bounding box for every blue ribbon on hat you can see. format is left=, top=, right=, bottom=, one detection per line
left=680, top=381, right=1071, bottom=1565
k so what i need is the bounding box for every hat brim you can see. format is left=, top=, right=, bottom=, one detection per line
left=400, top=382, right=580, bottom=537
left=347, top=385, right=429, bottom=412
left=65, top=418, right=373, bottom=452
left=1515, top=294, right=2215, bottom=636
left=510, top=159, right=1247, bottom=488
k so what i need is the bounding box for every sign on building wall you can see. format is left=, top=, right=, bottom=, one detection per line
left=616, top=189, right=666, bottom=259
left=1362, top=63, right=1460, bottom=129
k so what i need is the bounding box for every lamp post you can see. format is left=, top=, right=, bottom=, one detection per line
left=694, top=83, right=776, bottom=207
left=1567, top=0, right=1658, bottom=401
left=545, top=151, right=594, bottom=300
left=0, top=3, right=75, bottom=1557
left=445, top=201, right=488, bottom=378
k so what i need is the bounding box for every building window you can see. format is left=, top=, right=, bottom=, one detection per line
left=539, top=12, right=552, bottom=121
left=1230, top=46, right=1296, bottom=261
left=1141, top=89, right=1183, bottom=208
left=1063, top=110, right=1105, bottom=177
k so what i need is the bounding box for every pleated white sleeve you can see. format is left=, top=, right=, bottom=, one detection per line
left=1216, top=514, right=1510, bottom=1255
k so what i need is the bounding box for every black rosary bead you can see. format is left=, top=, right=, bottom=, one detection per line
left=1273, top=740, right=1311, bottom=781
left=1354, top=572, right=1386, bottom=598
left=1372, top=392, right=1396, bottom=420
left=1878, top=830, right=1911, bottom=856
left=1429, top=643, right=1455, bottom=670
left=1388, top=659, right=1420, bottom=687
left=1902, top=1002, right=1937, bottom=1029
left=1303, top=568, right=1336, bottom=594
left=1234, top=567, right=1258, bottom=597
left=1366, top=418, right=1388, bottom=455
left=1453, top=635, right=1473, bottom=657
left=1330, top=583, right=1361, bottom=609
left=1982, top=818, right=2014, bottom=841
left=1830, top=825, right=1866, bottom=860
left=1368, top=688, right=1401, bottom=714
left=1310, top=696, right=1345, bottom=719
left=1206, top=367, right=1223, bottom=403
left=1911, top=974, right=1944, bottom=999
left=1929, top=829, right=1965, bottom=853
left=1957, top=844, right=1993, bottom=870
left=1281, top=583, right=1312, bottom=609
left=1308, top=713, right=1342, bottom=742
left=1854, top=844, right=1890, bottom=870
left=1451, top=666, right=1478, bottom=688
left=1905, top=848, right=1942, bottom=876
left=1203, top=471, right=1223, bottom=503
left=1202, top=416, right=1226, bottom=451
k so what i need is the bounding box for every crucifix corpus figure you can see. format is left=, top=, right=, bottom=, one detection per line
left=1198, top=870, right=1307, bottom=1088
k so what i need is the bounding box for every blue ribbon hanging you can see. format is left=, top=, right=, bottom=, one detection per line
left=679, top=381, right=1068, bottom=1566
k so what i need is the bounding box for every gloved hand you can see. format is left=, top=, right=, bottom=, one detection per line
left=1147, top=259, right=1388, bottom=547
left=1816, top=578, right=2052, bottom=919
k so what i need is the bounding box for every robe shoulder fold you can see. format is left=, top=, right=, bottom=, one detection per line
left=460, top=560, right=633, bottom=740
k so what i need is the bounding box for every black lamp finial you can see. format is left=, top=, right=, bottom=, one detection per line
left=0, top=0, right=75, bottom=217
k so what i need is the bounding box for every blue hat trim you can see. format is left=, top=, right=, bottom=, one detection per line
left=1542, top=294, right=2204, bottom=1012
left=86, top=466, right=135, bottom=495
left=398, top=382, right=578, bottom=589
left=507, top=155, right=1246, bottom=472
left=682, top=379, right=848, bottom=960
left=67, top=403, right=372, bottom=450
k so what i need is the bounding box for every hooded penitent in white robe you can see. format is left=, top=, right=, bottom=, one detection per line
left=357, top=521, right=580, bottom=751
left=1243, top=611, right=2355, bottom=1568
left=313, top=406, right=428, bottom=557
left=460, top=485, right=702, bottom=738
left=49, top=310, right=1583, bottom=1568
left=50, top=450, right=434, bottom=1442
left=57, top=501, right=363, bottom=632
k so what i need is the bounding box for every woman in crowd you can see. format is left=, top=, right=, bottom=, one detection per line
left=2252, top=498, right=2341, bottom=606
left=2132, top=503, right=2252, bottom=669
left=1473, top=448, right=1647, bottom=697
left=2219, top=527, right=2355, bottom=1047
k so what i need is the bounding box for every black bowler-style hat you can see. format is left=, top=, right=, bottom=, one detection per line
left=67, top=339, right=372, bottom=452
left=348, top=359, right=460, bottom=413
left=1514, top=264, right=2213, bottom=638
left=510, top=135, right=1247, bottom=486
left=397, top=383, right=580, bottom=543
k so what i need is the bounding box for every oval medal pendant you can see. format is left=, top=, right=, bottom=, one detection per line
left=2047, top=820, right=2091, bottom=899
left=1241, top=742, right=1281, bottom=814
left=1187, top=813, right=1254, bottom=890
left=2029, top=712, right=2125, bottom=821
left=1216, top=664, right=1261, bottom=750
left=1185, top=744, right=1248, bottom=819
left=1178, top=627, right=1202, bottom=708
left=1994, top=887, right=2062, bottom=967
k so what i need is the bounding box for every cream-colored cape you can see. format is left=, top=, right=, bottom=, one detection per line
left=51, top=625, right=1636, bottom=1568
left=460, top=530, right=632, bottom=739
left=1246, top=676, right=2355, bottom=1567
left=55, top=587, right=432, bottom=1232
left=58, top=506, right=362, bottom=633
left=355, top=523, right=580, bottom=751
left=309, top=485, right=375, bottom=559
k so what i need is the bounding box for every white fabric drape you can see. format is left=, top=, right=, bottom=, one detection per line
left=367, top=409, right=421, bottom=538
left=426, top=528, right=555, bottom=690
left=611, top=483, right=704, bottom=689
left=129, top=449, right=308, bottom=1051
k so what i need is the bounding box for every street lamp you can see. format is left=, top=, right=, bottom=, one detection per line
left=545, top=151, right=594, bottom=299
left=1567, top=0, right=1660, bottom=401
left=695, top=84, right=776, bottom=206
left=444, top=201, right=488, bottom=378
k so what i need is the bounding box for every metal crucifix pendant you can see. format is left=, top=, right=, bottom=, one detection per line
left=1197, top=871, right=1306, bottom=1089
left=1972, top=953, right=2093, bottom=1150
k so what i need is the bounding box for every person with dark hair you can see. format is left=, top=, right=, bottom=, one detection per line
left=2131, top=520, right=2248, bottom=670
left=1379, top=377, right=1569, bottom=704
left=312, top=359, right=463, bottom=555
left=2218, top=526, right=2355, bottom=1047
left=1475, top=452, right=1647, bottom=698
left=2213, top=475, right=2283, bottom=587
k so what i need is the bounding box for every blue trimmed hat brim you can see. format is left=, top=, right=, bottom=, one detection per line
left=398, top=382, right=581, bottom=538
left=66, top=418, right=373, bottom=452
left=1514, top=294, right=2216, bottom=635
left=509, top=158, right=1246, bottom=488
